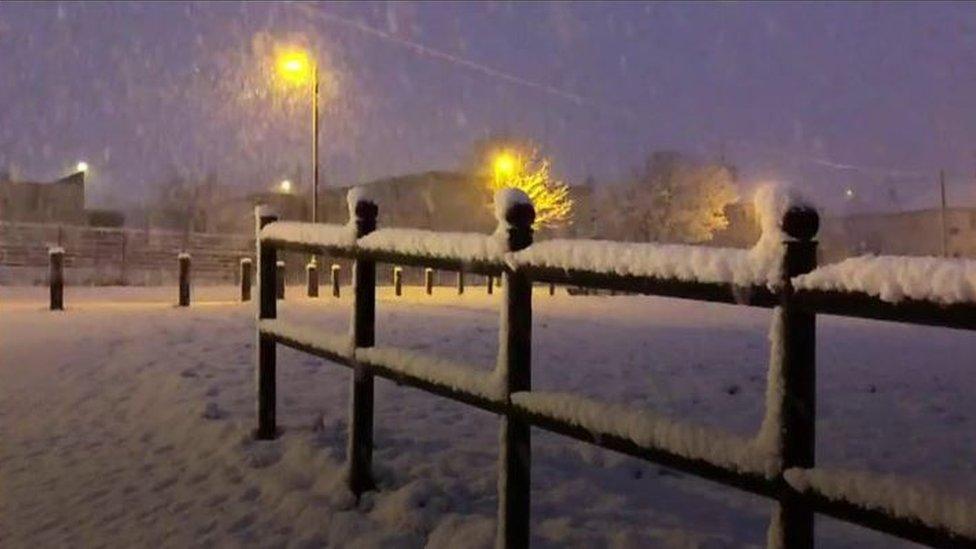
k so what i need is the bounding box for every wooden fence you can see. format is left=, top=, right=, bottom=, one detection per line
left=254, top=190, right=976, bottom=548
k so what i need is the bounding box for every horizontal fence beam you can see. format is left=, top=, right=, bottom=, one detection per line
left=264, top=327, right=976, bottom=547
left=795, top=289, right=976, bottom=331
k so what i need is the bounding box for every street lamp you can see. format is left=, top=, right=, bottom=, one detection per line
left=279, top=179, right=292, bottom=193
left=76, top=161, right=89, bottom=173
left=277, top=48, right=320, bottom=224
left=492, top=151, right=517, bottom=183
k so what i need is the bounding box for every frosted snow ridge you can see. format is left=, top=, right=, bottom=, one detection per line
left=258, top=319, right=354, bottom=359
left=794, top=255, right=976, bottom=305
left=785, top=467, right=976, bottom=538
left=356, top=346, right=505, bottom=400
left=260, top=222, right=357, bottom=249
left=511, top=391, right=778, bottom=477
left=357, top=228, right=505, bottom=263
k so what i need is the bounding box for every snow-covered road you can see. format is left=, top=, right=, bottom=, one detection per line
left=2, top=285, right=974, bottom=547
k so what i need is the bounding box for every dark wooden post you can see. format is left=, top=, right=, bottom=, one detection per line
left=457, top=269, right=465, bottom=295
left=393, top=266, right=402, bottom=296
left=487, top=275, right=494, bottom=295
left=331, top=264, right=341, bottom=298
left=240, top=258, right=252, bottom=302
left=497, top=192, right=535, bottom=549
left=548, top=282, right=555, bottom=296
left=307, top=259, right=319, bottom=298
left=256, top=206, right=279, bottom=440
left=49, top=247, right=64, bottom=311
left=178, top=252, right=191, bottom=307
left=276, top=260, right=285, bottom=300
left=349, top=193, right=378, bottom=496
left=425, top=268, right=434, bottom=295
left=769, top=205, right=819, bottom=549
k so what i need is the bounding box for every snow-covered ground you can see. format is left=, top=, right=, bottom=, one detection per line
left=2, top=284, right=975, bottom=547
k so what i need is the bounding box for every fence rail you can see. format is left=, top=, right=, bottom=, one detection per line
left=254, top=188, right=976, bottom=548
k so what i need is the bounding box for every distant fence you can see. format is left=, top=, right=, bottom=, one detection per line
left=254, top=188, right=976, bottom=548
left=0, top=221, right=252, bottom=285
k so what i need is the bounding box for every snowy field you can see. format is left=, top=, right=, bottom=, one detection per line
left=2, top=284, right=975, bottom=548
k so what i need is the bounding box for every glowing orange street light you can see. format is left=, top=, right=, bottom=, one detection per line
left=276, top=48, right=319, bottom=224
left=76, top=161, right=89, bottom=173
left=492, top=151, right=518, bottom=182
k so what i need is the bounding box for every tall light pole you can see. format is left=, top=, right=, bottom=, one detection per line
left=277, top=49, right=319, bottom=223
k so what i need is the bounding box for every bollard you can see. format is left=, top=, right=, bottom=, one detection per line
left=240, top=258, right=252, bottom=302
left=487, top=275, right=494, bottom=295
left=393, top=266, right=402, bottom=296
left=276, top=260, right=285, bottom=300
left=178, top=252, right=191, bottom=307
left=255, top=206, right=278, bottom=439
left=767, top=205, right=819, bottom=548
left=49, top=246, right=64, bottom=311
left=425, top=268, right=434, bottom=295
left=331, top=264, right=341, bottom=298
left=549, top=282, right=555, bottom=296
left=349, top=189, right=378, bottom=496
left=495, top=189, right=535, bottom=549
left=457, top=270, right=465, bottom=295
left=307, top=259, right=319, bottom=298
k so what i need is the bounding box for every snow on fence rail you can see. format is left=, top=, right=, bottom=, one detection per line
left=254, top=186, right=976, bottom=548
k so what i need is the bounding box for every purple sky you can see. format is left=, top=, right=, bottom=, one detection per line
left=1, top=1, right=974, bottom=213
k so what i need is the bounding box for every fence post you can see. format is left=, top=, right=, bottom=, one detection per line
left=240, top=258, right=252, bottom=302
left=769, top=205, right=819, bottom=549
left=307, top=258, right=319, bottom=298
left=255, top=206, right=279, bottom=440
left=487, top=275, right=494, bottom=295
left=178, top=252, right=191, bottom=307
left=49, top=246, right=64, bottom=311
left=331, top=264, right=341, bottom=298
left=496, top=190, right=535, bottom=549
left=349, top=190, right=378, bottom=496
left=548, top=282, right=555, bottom=296
left=393, top=266, right=402, bottom=296
left=276, top=260, right=285, bottom=300
left=457, top=269, right=465, bottom=295
left=425, top=268, right=434, bottom=295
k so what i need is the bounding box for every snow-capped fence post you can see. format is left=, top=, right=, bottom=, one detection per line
left=350, top=191, right=378, bottom=496
left=425, top=268, right=434, bottom=295
left=457, top=269, right=465, bottom=295
left=49, top=246, right=64, bottom=311
left=276, top=260, right=285, bottom=300
left=770, top=205, right=820, bottom=548
left=487, top=275, right=494, bottom=295
left=240, top=258, right=252, bottom=302
left=393, top=266, right=402, bottom=296
left=178, top=252, right=191, bottom=307
left=255, top=206, right=279, bottom=440
left=306, top=259, right=319, bottom=298
left=331, top=264, right=341, bottom=298
left=496, top=189, right=535, bottom=549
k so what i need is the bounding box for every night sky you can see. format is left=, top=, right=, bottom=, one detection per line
left=1, top=1, right=974, bottom=212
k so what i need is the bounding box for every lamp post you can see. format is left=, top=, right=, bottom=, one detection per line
left=277, top=50, right=319, bottom=224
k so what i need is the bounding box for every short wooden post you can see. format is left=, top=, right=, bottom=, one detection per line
left=487, top=275, right=494, bottom=295
left=255, top=206, right=279, bottom=440
left=240, top=258, right=252, bottom=302
left=496, top=190, right=535, bottom=549
left=548, top=282, right=555, bottom=296
left=49, top=246, right=64, bottom=311
left=457, top=270, right=465, bottom=295
left=393, top=266, right=402, bottom=296
left=425, top=268, right=434, bottom=295
left=349, top=190, right=378, bottom=496
left=178, top=252, right=191, bottom=307
left=768, top=205, right=819, bottom=549
left=331, top=264, right=341, bottom=298
left=276, top=260, right=285, bottom=300
left=307, top=259, right=319, bottom=298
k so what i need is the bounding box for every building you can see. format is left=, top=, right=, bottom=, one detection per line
left=0, top=171, right=126, bottom=227
left=0, top=172, right=87, bottom=225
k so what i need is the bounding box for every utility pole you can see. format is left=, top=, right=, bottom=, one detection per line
left=939, top=169, right=948, bottom=257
